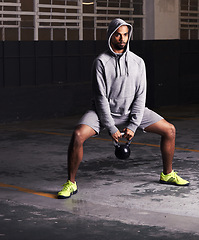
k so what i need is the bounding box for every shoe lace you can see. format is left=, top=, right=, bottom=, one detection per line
left=62, top=181, right=72, bottom=190
left=173, top=171, right=181, bottom=181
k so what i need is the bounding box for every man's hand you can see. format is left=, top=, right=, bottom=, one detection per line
left=112, top=130, right=122, bottom=142
left=123, top=128, right=134, bottom=140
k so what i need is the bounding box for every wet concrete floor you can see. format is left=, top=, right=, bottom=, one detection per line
left=0, top=104, right=199, bottom=239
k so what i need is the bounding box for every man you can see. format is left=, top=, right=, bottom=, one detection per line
left=57, top=18, right=189, bottom=199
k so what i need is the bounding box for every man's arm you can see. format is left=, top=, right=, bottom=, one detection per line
left=92, top=59, right=119, bottom=137
left=126, top=59, right=147, bottom=134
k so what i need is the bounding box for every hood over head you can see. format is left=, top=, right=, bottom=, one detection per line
left=107, top=18, right=132, bottom=55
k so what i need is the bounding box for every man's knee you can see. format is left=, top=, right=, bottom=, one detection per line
left=72, top=124, right=96, bottom=145
left=145, top=119, right=176, bottom=139
left=164, top=123, right=176, bottom=139
left=72, top=126, right=85, bottom=145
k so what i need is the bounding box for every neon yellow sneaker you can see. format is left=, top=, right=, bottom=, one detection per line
left=57, top=180, right=78, bottom=199
left=160, top=170, right=189, bottom=186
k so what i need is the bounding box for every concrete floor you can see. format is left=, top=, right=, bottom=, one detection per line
left=0, top=104, right=199, bottom=240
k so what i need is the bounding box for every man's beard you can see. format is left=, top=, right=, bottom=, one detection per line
left=113, top=41, right=127, bottom=51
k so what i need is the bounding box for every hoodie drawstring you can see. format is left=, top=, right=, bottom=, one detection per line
left=115, top=56, right=121, bottom=78
left=115, top=53, right=129, bottom=77
left=125, top=53, right=129, bottom=76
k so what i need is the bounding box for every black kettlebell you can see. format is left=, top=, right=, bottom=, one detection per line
left=114, top=134, right=132, bottom=159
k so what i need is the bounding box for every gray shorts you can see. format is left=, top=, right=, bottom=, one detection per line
left=78, top=107, right=163, bottom=134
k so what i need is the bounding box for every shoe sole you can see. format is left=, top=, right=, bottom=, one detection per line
left=57, top=189, right=78, bottom=199
left=160, top=180, right=190, bottom=186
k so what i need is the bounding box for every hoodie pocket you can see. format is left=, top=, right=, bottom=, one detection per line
left=109, top=76, right=135, bottom=99
left=109, top=93, right=135, bottom=115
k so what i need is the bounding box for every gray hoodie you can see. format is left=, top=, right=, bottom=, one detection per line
left=92, top=18, right=146, bottom=135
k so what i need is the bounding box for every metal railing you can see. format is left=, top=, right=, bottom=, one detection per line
left=35, top=0, right=83, bottom=40
left=180, top=0, right=199, bottom=39
left=0, top=1, right=21, bottom=40
left=0, top=0, right=141, bottom=41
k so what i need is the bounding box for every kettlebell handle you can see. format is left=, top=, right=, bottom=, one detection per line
left=113, top=132, right=133, bottom=147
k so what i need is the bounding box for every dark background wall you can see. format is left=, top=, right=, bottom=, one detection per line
left=0, top=40, right=198, bottom=123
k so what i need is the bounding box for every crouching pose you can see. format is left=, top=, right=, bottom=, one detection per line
left=58, top=18, right=189, bottom=199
